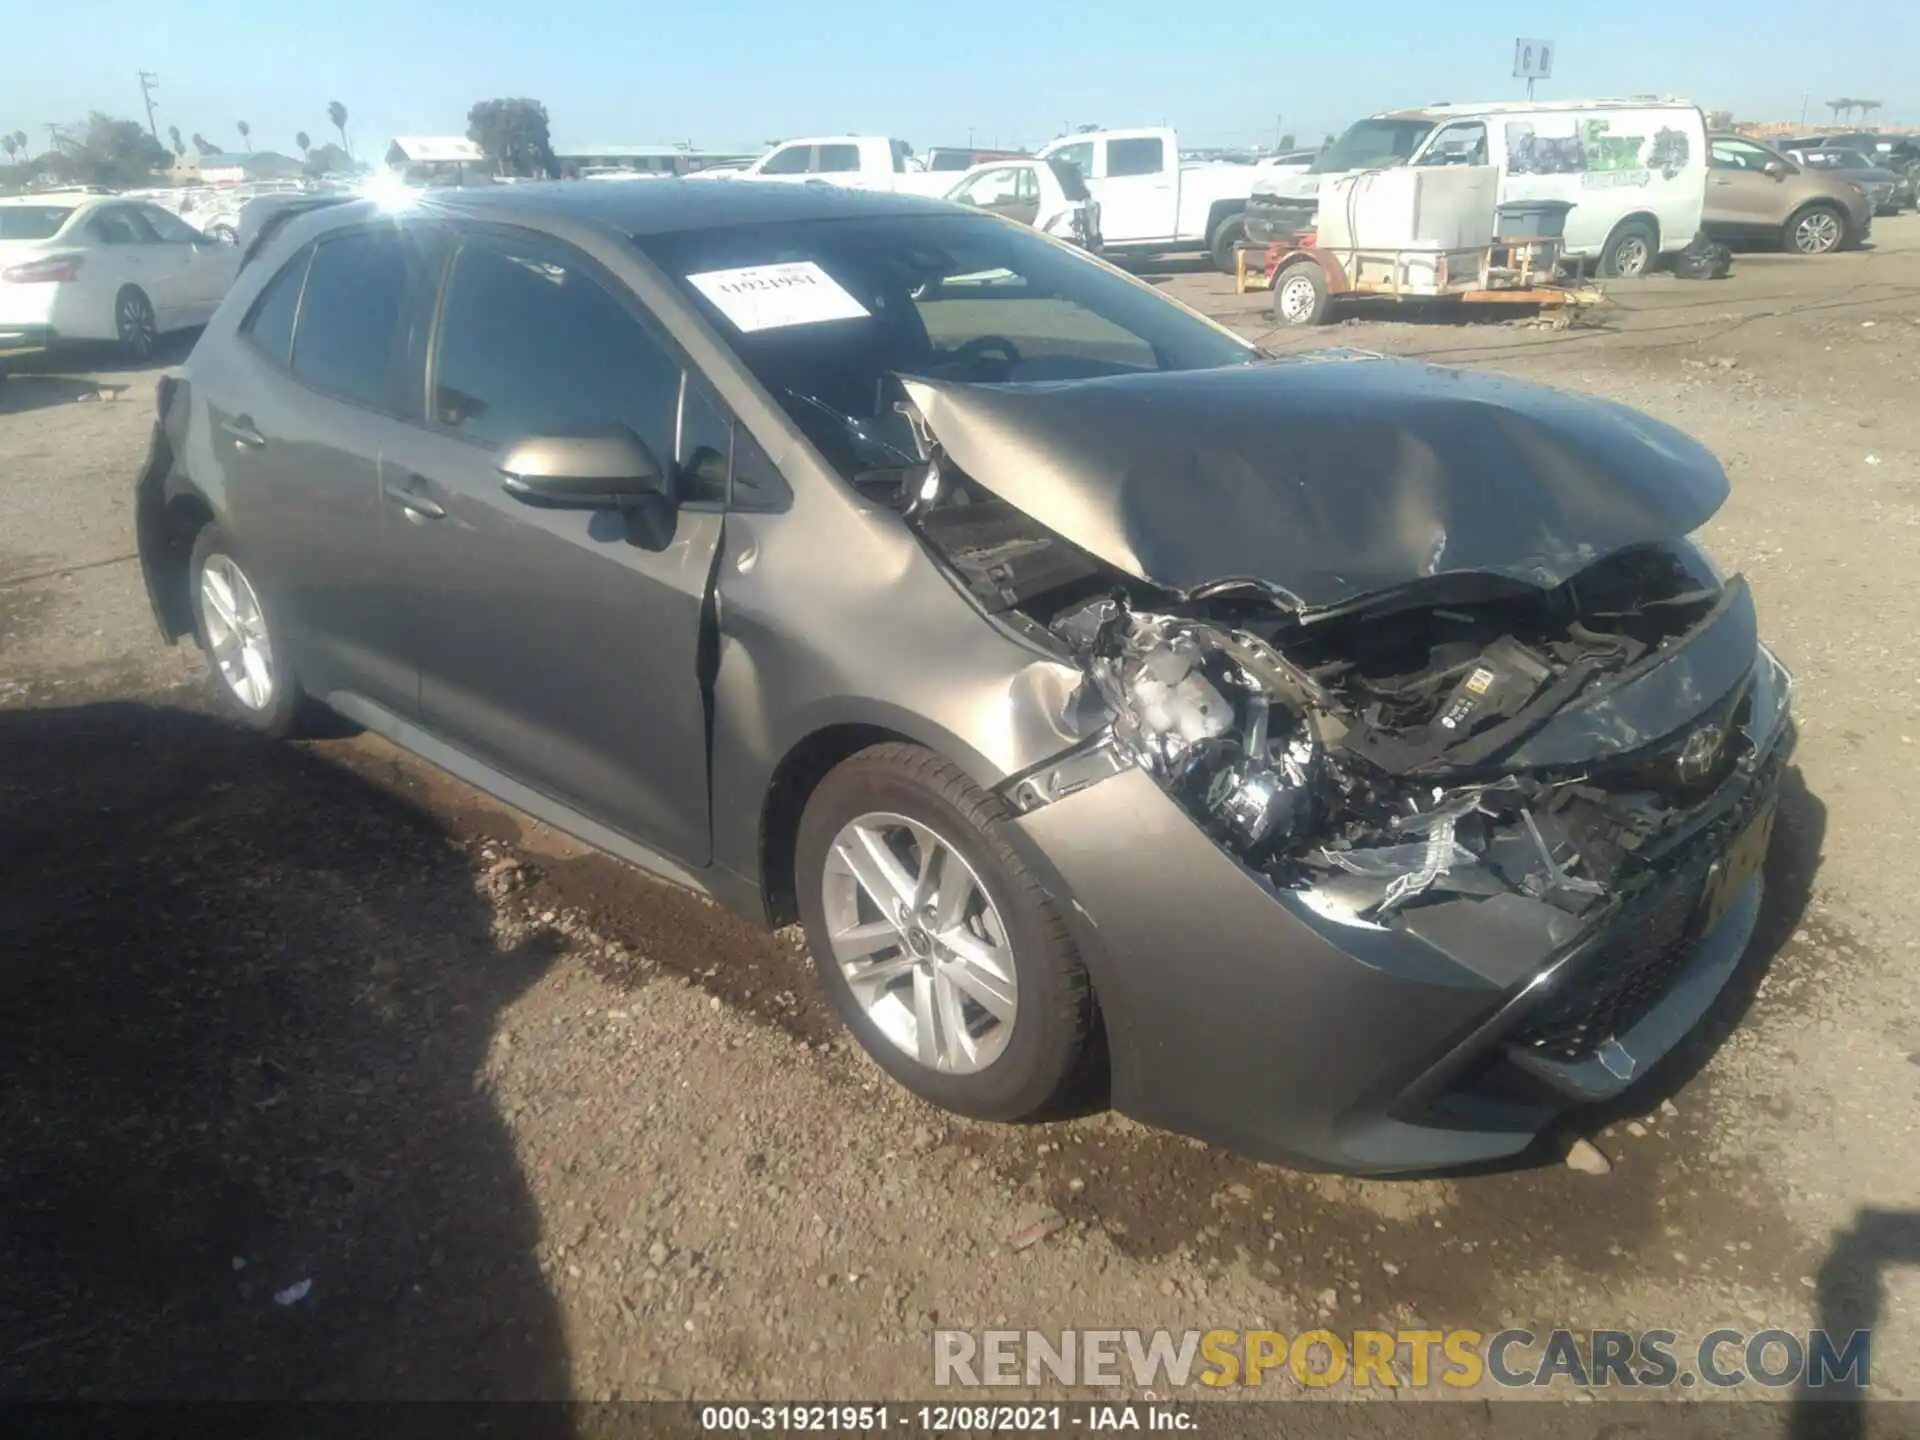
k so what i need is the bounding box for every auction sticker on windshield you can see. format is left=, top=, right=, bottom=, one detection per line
left=687, top=262, right=870, bottom=332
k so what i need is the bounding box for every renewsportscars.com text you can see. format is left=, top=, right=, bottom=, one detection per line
left=933, top=1327, right=1872, bottom=1391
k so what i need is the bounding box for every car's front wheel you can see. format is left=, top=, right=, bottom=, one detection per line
left=188, top=525, right=312, bottom=736
left=1785, top=203, right=1846, bottom=255
left=795, top=743, right=1098, bottom=1121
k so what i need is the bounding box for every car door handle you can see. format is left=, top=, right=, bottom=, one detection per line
left=390, top=478, right=446, bottom=521
left=220, top=417, right=266, bottom=449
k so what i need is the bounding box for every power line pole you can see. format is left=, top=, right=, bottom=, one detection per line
left=138, top=70, right=161, bottom=143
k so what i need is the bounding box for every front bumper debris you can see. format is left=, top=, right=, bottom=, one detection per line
left=1013, top=649, right=1793, bottom=1174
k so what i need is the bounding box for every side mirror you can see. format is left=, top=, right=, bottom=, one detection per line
left=1763, top=160, right=1792, bottom=179
left=498, top=427, right=666, bottom=510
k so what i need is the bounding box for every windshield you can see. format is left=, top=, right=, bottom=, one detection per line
left=1310, top=119, right=1435, bottom=174
left=0, top=206, right=75, bottom=241
left=640, top=211, right=1255, bottom=477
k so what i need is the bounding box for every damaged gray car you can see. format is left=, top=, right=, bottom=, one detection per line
left=136, top=182, right=1793, bottom=1174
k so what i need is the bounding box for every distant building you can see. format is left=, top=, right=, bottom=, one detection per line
left=550, top=142, right=759, bottom=176
left=385, top=136, right=487, bottom=183
left=171, top=150, right=304, bottom=184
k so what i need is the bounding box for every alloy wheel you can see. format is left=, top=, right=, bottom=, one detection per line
left=117, top=291, right=157, bottom=360
left=199, top=555, right=275, bottom=710
left=820, top=812, right=1018, bottom=1074
left=1612, top=236, right=1650, bottom=277
left=1793, top=210, right=1841, bottom=254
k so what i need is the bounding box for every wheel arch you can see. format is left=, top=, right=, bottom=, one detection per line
left=1204, top=197, right=1248, bottom=246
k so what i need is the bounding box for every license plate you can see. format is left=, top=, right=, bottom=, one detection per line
left=1700, top=800, right=1775, bottom=933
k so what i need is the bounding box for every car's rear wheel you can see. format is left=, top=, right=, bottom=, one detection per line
left=1785, top=204, right=1845, bottom=255
left=115, top=287, right=158, bottom=362
left=1598, top=219, right=1657, bottom=278
left=188, top=524, right=312, bottom=737
left=207, top=223, right=238, bottom=245
left=795, top=743, right=1098, bottom=1121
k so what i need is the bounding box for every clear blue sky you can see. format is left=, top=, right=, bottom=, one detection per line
left=10, top=0, right=1915, bottom=159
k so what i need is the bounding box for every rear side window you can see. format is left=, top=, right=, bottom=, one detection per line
left=430, top=235, right=681, bottom=461
left=241, top=246, right=310, bottom=365
left=1107, top=138, right=1165, bottom=177
left=816, top=144, right=860, bottom=174
left=290, top=230, right=414, bottom=412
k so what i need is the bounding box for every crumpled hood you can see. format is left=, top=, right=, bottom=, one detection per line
left=902, top=357, right=1729, bottom=609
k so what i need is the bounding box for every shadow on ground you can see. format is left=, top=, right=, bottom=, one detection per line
left=0, top=697, right=571, bottom=1403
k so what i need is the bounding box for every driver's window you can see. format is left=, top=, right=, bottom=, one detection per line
left=1710, top=140, right=1769, bottom=172
left=964, top=168, right=1020, bottom=206
left=1417, top=122, right=1487, bottom=166
left=1016, top=169, right=1039, bottom=201
left=759, top=144, right=810, bottom=176
left=141, top=207, right=204, bottom=244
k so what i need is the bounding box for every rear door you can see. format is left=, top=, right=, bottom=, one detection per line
left=213, top=223, right=443, bottom=716
left=378, top=226, right=724, bottom=863
left=85, top=205, right=180, bottom=326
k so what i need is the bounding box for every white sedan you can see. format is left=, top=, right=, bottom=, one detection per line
left=1, top=193, right=242, bottom=364
left=942, top=159, right=1102, bottom=250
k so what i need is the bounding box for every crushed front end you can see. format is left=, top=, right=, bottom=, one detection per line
left=995, top=548, right=1792, bottom=1171
left=890, top=362, right=1791, bottom=1171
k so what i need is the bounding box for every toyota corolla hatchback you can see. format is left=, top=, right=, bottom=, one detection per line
left=135, top=182, right=1792, bottom=1174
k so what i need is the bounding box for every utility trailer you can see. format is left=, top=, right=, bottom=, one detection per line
left=1236, top=229, right=1607, bottom=326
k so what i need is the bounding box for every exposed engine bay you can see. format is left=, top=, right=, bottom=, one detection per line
left=900, top=449, right=1777, bottom=931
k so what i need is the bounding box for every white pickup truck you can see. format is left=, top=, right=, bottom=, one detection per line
left=1034, top=127, right=1274, bottom=271
left=727, top=136, right=953, bottom=196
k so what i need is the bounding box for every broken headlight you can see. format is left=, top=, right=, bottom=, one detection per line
left=1058, top=600, right=1326, bottom=859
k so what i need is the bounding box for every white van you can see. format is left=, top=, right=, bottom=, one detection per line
left=1245, top=99, right=1709, bottom=277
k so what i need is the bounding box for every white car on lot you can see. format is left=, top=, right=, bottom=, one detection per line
left=724, top=136, right=955, bottom=196
left=0, top=194, right=242, bottom=364
left=943, top=157, right=1103, bottom=248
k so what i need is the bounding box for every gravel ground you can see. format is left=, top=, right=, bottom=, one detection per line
left=1, top=227, right=1916, bottom=1410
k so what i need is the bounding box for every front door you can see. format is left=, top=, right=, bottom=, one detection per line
left=1092, top=132, right=1177, bottom=243
left=382, top=227, right=722, bottom=864
left=137, top=203, right=239, bottom=322
left=1704, top=137, right=1785, bottom=235
left=951, top=166, right=1040, bottom=226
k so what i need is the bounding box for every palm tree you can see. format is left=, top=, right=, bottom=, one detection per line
left=237, top=120, right=251, bottom=152
left=12, top=131, right=25, bottom=158
left=1857, top=100, right=1883, bottom=127
left=295, top=130, right=311, bottom=157
left=192, top=132, right=212, bottom=155
left=327, top=101, right=350, bottom=159
left=2, top=136, right=16, bottom=166
left=168, top=123, right=182, bottom=156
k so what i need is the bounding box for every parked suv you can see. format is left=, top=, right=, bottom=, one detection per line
left=1702, top=134, right=1873, bottom=254
left=136, top=182, right=1792, bottom=1174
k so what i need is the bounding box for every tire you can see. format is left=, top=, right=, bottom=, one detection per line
left=1782, top=203, right=1846, bottom=255
left=208, top=223, right=238, bottom=245
left=1269, top=258, right=1330, bottom=326
left=1598, top=219, right=1657, bottom=278
left=187, top=524, right=313, bottom=737
left=1209, top=215, right=1247, bottom=275
left=115, top=286, right=158, bottom=363
left=794, top=742, right=1098, bottom=1122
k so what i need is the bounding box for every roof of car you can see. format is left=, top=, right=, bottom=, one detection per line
left=381, top=178, right=957, bottom=234
left=1376, top=98, right=1699, bottom=122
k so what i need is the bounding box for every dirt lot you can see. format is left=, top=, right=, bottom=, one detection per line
left=2, top=226, right=1917, bottom=1410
